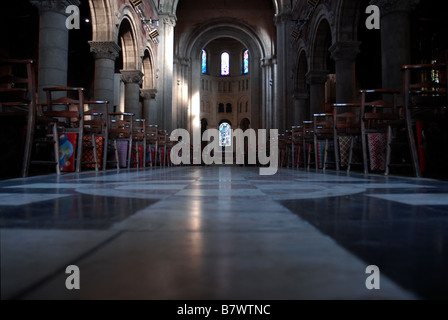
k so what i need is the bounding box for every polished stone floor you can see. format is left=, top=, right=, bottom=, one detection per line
left=1, top=165, right=448, bottom=300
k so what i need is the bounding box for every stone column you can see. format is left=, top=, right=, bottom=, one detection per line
left=88, top=41, right=121, bottom=108
left=329, top=41, right=361, bottom=103
left=370, top=0, right=419, bottom=92
left=261, top=57, right=274, bottom=131
left=274, top=12, right=294, bottom=131
left=141, top=89, right=158, bottom=124
left=31, top=0, right=80, bottom=102
left=292, top=90, right=309, bottom=125
left=306, top=70, right=328, bottom=117
left=121, top=70, right=143, bottom=117
left=158, top=13, right=176, bottom=131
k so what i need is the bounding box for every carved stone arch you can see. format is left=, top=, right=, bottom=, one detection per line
left=116, top=7, right=142, bottom=71
left=308, top=4, right=335, bottom=71
left=335, top=0, right=364, bottom=42
left=88, top=0, right=114, bottom=41
left=182, top=19, right=269, bottom=133
left=169, top=0, right=281, bottom=15
left=295, top=46, right=309, bottom=92
left=142, top=48, right=155, bottom=89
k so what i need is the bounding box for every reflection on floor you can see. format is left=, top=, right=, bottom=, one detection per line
left=1, top=165, right=447, bottom=300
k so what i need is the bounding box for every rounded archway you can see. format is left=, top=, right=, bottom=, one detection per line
left=178, top=19, right=269, bottom=136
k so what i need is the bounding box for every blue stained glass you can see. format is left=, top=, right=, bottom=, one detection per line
left=243, top=49, right=249, bottom=74
left=202, top=50, right=207, bottom=74
left=219, top=122, right=231, bottom=147
left=221, top=52, right=229, bottom=76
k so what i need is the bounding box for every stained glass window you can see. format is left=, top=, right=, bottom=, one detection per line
left=243, top=49, right=249, bottom=74
left=219, top=122, right=231, bottom=147
left=201, top=50, right=207, bottom=74
left=221, top=52, right=229, bottom=76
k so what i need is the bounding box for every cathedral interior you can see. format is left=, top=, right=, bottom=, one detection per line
left=1, top=0, right=448, bottom=301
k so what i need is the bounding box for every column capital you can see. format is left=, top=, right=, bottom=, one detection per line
left=260, top=57, right=274, bottom=68
left=329, top=41, right=361, bottom=61
left=158, top=13, right=177, bottom=28
left=306, top=70, right=329, bottom=85
left=30, top=0, right=80, bottom=15
left=369, top=0, right=419, bottom=16
left=141, top=88, right=157, bottom=100
left=274, top=13, right=292, bottom=25
left=121, top=70, right=144, bottom=85
left=89, top=41, right=121, bottom=60
left=293, top=89, right=309, bottom=100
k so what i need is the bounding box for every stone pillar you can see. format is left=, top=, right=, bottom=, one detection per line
left=306, top=70, right=328, bottom=118
left=121, top=70, right=143, bottom=117
left=141, top=89, right=158, bottom=124
left=261, top=57, right=274, bottom=131
left=370, top=0, right=418, bottom=92
left=329, top=41, right=361, bottom=103
left=293, top=90, right=309, bottom=125
left=88, top=41, right=121, bottom=108
left=274, top=12, right=294, bottom=131
left=31, top=0, right=80, bottom=102
left=158, top=13, right=176, bottom=131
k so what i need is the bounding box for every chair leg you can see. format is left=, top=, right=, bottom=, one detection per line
left=362, top=131, right=369, bottom=175
left=74, top=128, right=84, bottom=173
left=323, top=138, right=329, bottom=172
left=405, top=110, right=421, bottom=177
left=347, top=136, right=355, bottom=174
left=92, top=134, right=99, bottom=172
left=114, top=140, right=119, bottom=170
left=52, top=124, right=61, bottom=175
left=385, top=125, right=392, bottom=176
left=102, top=136, right=108, bottom=171
left=334, top=135, right=340, bottom=171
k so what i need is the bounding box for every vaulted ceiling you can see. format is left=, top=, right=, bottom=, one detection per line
left=157, top=0, right=291, bottom=15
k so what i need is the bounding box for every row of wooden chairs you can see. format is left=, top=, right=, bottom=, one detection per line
left=0, top=58, right=175, bottom=177
left=285, top=63, right=446, bottom=177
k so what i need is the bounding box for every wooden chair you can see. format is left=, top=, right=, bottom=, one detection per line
left=332, top=103, right=362, bottom=173
left=130, top=118, right=146, bottom=169
left=39, top=87, right=86, bottom=174
left=145, top=124, right=159, bottom=167
left=402, top=63, right=447, bottom=177
left=302, top=120, right=315, bottom=170
left=107, top=112, right=134, bottom=169
left=277, top=132, right=287, bottom=168
left=359, top=89, right=410, bottom=176
left=157, top=129, right=169, bottom=166
left=284, top=129, right=292, bottom=168
left=83, top=100, right=109, bottom=171
left=0, top=58, right=36, bottom=178
left=291, top=125, right=304, bottom=168
left=313, top=113, right=334, bottom=171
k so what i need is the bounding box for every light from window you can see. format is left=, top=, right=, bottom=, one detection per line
left=202, top=50, right=207, bottom=74
left=243, top=49, right=249, bottom=74
left=221, top=52, right=229, bottom=76
left=219, top=122, right=231, bottom=147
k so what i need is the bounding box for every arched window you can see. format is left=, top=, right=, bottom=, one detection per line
left=243, top=49, right=249, bottom=74
left=219, top=122, right=232, bottom=147
left=221, top=52, right=229, bottom=76
left=201, top=49, right=207, bottom=74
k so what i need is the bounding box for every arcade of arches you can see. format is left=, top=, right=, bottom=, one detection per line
left=2, top=0, right=446, bottom=134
